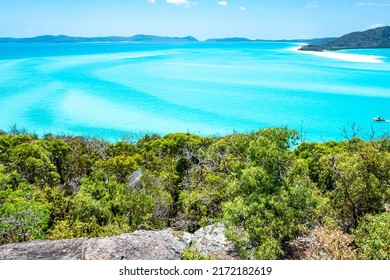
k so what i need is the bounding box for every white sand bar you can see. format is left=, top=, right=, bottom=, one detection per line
left=293, top=47, right=384, bottom=63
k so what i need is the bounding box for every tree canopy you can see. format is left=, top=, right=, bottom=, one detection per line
left=0, top=128, right=389, bottom=259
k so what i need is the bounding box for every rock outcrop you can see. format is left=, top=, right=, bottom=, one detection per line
left=0, top=229, right=185, bottom=260
left=179, top=224, right=239, bottom=260
left=0, top=224, right=238, bottom=260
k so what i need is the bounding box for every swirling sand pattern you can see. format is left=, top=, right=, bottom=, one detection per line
left=0, top=42, right=389, bottom=141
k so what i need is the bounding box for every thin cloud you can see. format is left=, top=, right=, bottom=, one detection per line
left=147, top=0, right=156, bottom=3
left=218, top=1, right=228, bottom=7
left=355, top=1, right=390, bottom=6
left=239, top=6, right=246, bottom=11
left=304, top=2, right=320, bottom=8
left=166, top=0, right=192, bottom=7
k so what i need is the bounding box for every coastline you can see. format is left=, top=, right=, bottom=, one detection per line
left=292, top=46, right=384, bottom=63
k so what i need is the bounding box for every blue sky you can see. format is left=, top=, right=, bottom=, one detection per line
left=0, top=0, right=389, bottom=40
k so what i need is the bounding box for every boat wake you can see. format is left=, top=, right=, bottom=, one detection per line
left=373, top=116, right=389, bottom=122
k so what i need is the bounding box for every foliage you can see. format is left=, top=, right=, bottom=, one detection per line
left=0, top=128, right=389, bottom=260
left=222, top=128, right=317, bottom=259
left=0, top=184, right=50, bottom=244
left=181, top=245, right=218, bottom=260
left=354, top=212, right=390, bottom=260
left=48, top=219, right=105, bottom=239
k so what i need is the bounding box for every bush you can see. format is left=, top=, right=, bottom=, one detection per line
left=181, top=245, right=218, bottom=260
left=0, top=186, right=50, bottom=244
left=354, top=212, right=390, bottom=260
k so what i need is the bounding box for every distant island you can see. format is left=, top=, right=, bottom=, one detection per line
left=205, top=37, right=336, bottom=44
left=1, top=26, right=389, bottom=50
left=0, top=35, right=340, bottom=45
left=205, top=37, right=253, bottom=42
left=299, top=26, right=390, bottom=51
left=0, top=34, right=334, bottom=44
left=0, top=34, right=198, bottom=43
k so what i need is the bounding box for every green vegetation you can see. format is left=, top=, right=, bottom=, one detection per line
left=181, top=245, right=218, bottom=260
left=0, top=127, right=389, bottom=259
left=299, top=25, right=390, bottom=51
left=354, top=212, right=390, bottom=260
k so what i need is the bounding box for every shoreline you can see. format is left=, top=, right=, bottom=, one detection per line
left=292, top=46, right=384, bottom=63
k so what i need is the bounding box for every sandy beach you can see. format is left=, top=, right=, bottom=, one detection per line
left=293, top=46, right=384, bottom=63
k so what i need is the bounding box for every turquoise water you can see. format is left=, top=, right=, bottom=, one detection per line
left=0, top=42, right=389, bottom=142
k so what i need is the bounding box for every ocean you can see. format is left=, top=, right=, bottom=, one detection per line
left=0, top=41, right=389, bottom=142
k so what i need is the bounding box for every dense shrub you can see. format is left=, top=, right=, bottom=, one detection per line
left=354, top=212, right=390, bottom=260
left=0, top=129, right=389, bottom=259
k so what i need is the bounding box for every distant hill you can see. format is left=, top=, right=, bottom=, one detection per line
left=0, top=34, right=199, bottom=43
left=205, top=37, right=252, bottom=42
left=0, top=34, right=339, bottom=44
left=300, top=26, right=390, bottom=51
left=2, top=31, right=382, bottom=47
left=130, top=34, right=198, bottom=42
left=294, top=37, right=337, bottom=45
left=205, top=37, right=336, bottom=44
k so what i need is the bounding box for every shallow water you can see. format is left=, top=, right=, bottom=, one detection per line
left=0, top=42, right=389, bottom=142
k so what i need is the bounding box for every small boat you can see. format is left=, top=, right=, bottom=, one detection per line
left=373, top=116, right=386, bottom=122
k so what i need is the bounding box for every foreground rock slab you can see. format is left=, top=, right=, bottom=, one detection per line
left=0, top=229, right=185, bottom=260
left=0, top=224, right=239, bottom=260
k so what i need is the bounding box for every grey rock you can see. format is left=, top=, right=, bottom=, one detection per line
left=0, top=229, right=185, bottom=260
left=179, top=224, right=239, bottom=260
left=0, top=225, right=239, bottom=260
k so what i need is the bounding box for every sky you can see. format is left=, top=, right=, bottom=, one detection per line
left=0, top=0, right=389, bottom=40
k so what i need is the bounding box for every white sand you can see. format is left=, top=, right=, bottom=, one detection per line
left=292, top=46, right=384, bottom=63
